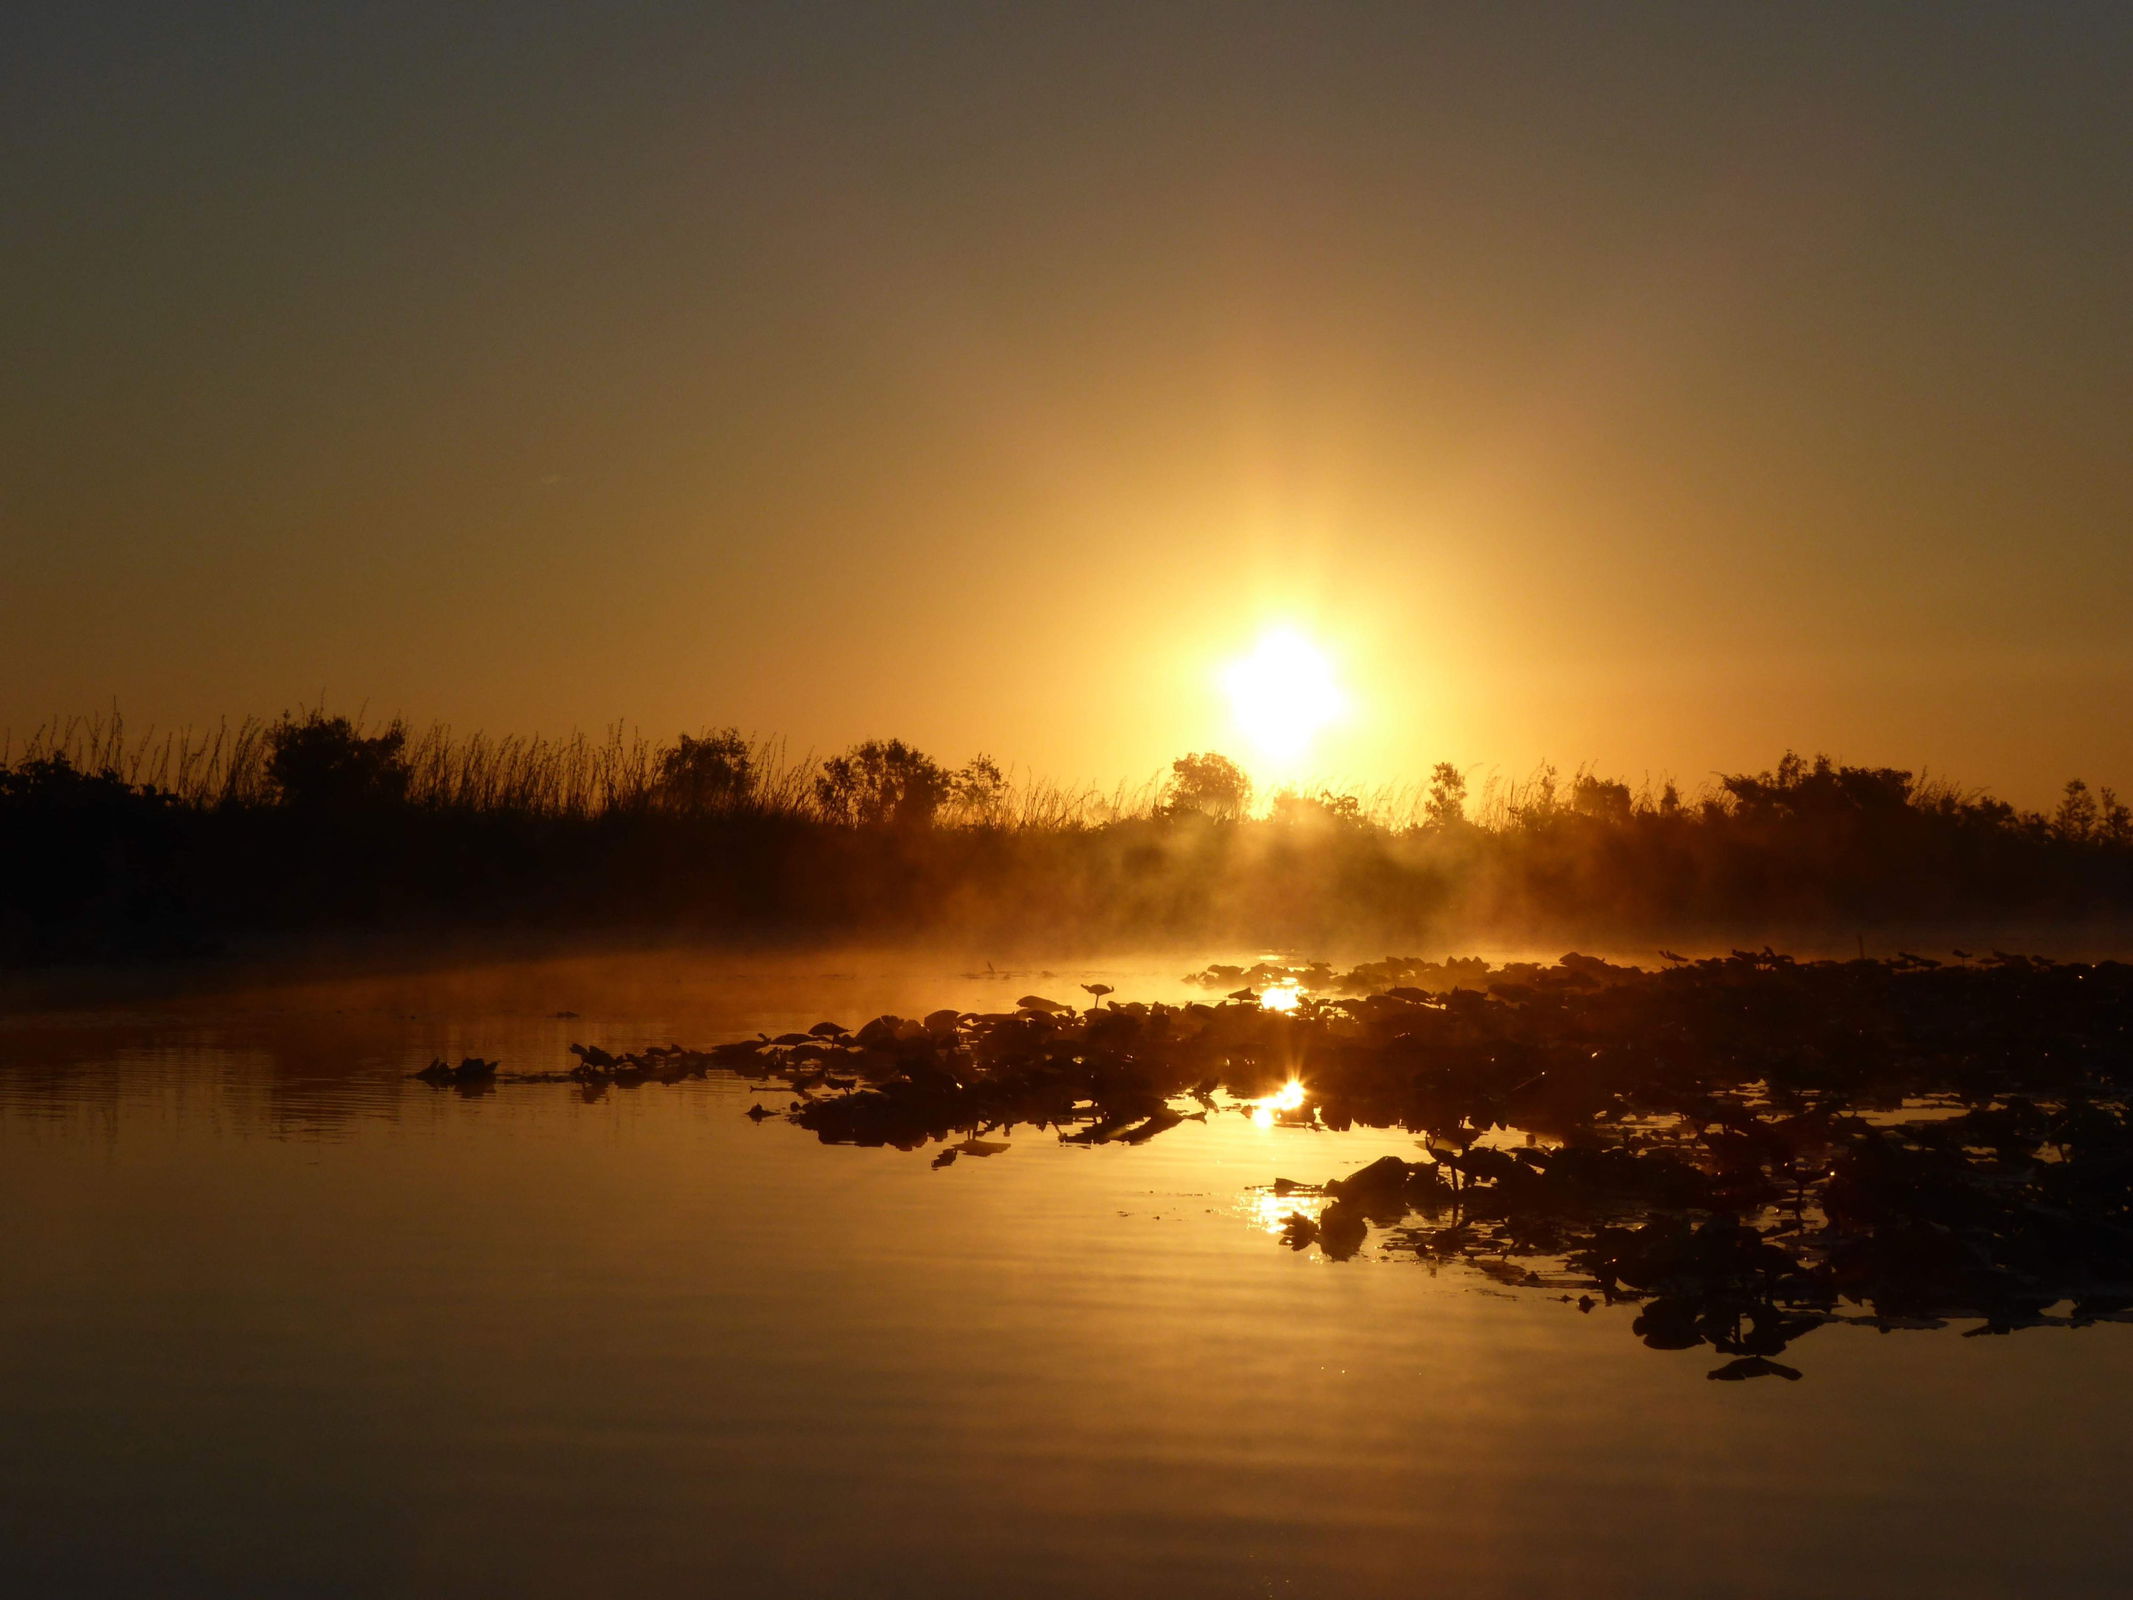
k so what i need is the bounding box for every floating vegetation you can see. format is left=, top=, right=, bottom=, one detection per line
left=412, top=1056, right=499, bottom=1094
left=421, top=949, right=2133, bottom=1377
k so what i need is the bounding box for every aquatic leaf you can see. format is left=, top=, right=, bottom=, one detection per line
left=1632, top=1298, right=1703, bottom=1350
left=1316, top=1200, right=1369, bottom=1260
left=1325, top=1155, right=1417, bottom=1207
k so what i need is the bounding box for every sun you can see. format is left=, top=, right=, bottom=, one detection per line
left=1221, top=627, right=1346, bottom=768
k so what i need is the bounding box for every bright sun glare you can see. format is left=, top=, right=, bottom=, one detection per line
left=1249, top=1078, right=1308, bottom=1128
left=1222, top=627, right=1346, bottom=768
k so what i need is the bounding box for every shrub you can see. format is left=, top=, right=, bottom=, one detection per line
left=949, top=754, right=1010, bottom=826
left=1162, top=753, right=1250, bottom=821
left=814, top=739, right=949, bottom=827
left=1424, top=762, right=1468, bottom=829
left=265, top=714, right=410, bottom=811
left=653, top=730, right=756, bottom=814
left=1572, top=774, right=1633, bottom=823
left=1269, top=789, right=1365, bottom=828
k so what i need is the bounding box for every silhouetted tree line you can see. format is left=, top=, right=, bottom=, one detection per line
left=2, top=713, right=2130, bottom=961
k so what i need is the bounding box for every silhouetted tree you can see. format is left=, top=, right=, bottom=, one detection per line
left=1424, top=762, right=1468, bottom=829
left=2102, top=788, right=2133, bottom=845
left=266, top=714, right=410, bottom=811
left=814, top=740, right=949, bottom=827
left=1511, top=763, right=1561, bottom=827
left=653, top=729, right=755, bottom=814
left=1721, top=752, right=1914, bottom=821
left=2055, top=779, right=2100, bottom=842
left=949, top=754, right=1010, bottom=826
left=1572, top=773, right=1633, bottom=822
left=1162, top=753, right=1250, bottom=821
left=0, top=753, right=143, bottom=814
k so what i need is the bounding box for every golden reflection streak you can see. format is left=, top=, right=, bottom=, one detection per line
left=1247, top=1078, right=1308, bottom=1128
left=1248, top=1188, right=1327, bottom=1235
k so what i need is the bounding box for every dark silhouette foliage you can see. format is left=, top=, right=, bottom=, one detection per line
left=1720, top=752, right=1914, bottom=822
left=652, top=729, right=755, bottom=814
left=1571, top=774, right=1632, bottom=822
left=1424, top=762, right=1468, bottom=829
left=5, top=718, right=2133, bottom=963
left=266, top=714, right=411, bottom=811
left=814, top=739, right=950, bottom=828
left=0, top=754, right=178, bottom=950
left=949, top=754, right=1009, bottom=825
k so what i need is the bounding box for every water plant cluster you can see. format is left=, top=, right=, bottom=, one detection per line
left=495, top=951, right=2133, bottom=1378
left=6, top=710, right=2133, bottom=961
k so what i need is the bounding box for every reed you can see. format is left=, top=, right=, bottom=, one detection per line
left=4, top=710, right=2129, bottom=962
left=6, top=710, right=2124, bottom=839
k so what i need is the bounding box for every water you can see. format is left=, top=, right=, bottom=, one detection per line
left=6, top=950, right=2133, bottom=1598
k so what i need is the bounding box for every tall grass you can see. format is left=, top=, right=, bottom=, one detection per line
left=5, top=709, right=2129, bottom=964
left=1, top=712, right=809, bottom=820
left=0, top=710, right=2104, bottom=836
left=1, top=712, right=1184, bottom=829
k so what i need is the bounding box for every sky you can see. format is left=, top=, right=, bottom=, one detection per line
left=5, top=2, right=2130, bottom=805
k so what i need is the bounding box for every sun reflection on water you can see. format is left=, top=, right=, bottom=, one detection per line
left=1248, top=1078, right=1308, bottom=1128
left=1258, top=984, right=1302, bottom=1013
left=1247, top=1187, right=1328, bottom=1236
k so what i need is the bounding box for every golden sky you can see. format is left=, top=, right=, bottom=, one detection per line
left=5, top=5, right=2130, bottom=804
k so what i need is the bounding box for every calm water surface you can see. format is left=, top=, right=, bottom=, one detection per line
left=5, top=950, right=2132, bottom=1598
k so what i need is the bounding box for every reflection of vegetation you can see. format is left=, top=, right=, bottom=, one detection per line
left=503, top=951, right=2133, bottom=1378
left=7, top=710, right=2133, bottom=960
